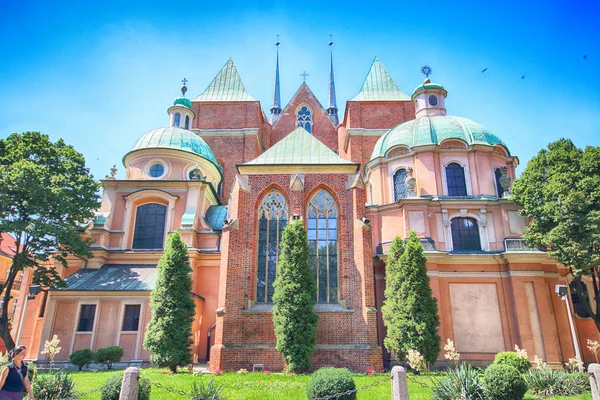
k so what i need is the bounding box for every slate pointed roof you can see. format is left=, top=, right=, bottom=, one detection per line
left=351, top=57, right=410, bottom=101
left=193, top=58, right=256, bottom=102
left=239, top=127, right=357, bottom=173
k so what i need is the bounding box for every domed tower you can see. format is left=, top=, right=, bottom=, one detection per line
left=412, top=78, right=448, bottom=118
left=168, top=79, right=196, bottom=130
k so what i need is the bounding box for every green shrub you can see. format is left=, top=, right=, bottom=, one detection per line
left=493, top=351, right=531, bottom=373
left=94, top=346, right=124, bottom=369
left=33, top=370, right=76, bottom=400
left=432, top=363, right=486, bottom=400
left=483, top=364, right=527, bottom=400
left=525, top=368, right=589, bottom=397
left=306, top=368, right=356, bottom=400
left=100, top=373, right=151, bottom=400
left=69, top=348, right=94, bottom=371
left=190, top=378, right=226, bottom=399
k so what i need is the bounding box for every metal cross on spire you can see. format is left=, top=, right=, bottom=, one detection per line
left=276, top=34, right=281, bottom=46
left=181, top=78, right=188, bottom=96
left=182, top=78, right=188, bottom=86
left=300, top=71, right=310, bottom=81
left=328, top=34, right=334, bottom=45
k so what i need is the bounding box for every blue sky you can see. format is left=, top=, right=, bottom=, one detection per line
left=1, top=0, right=598, bottom=179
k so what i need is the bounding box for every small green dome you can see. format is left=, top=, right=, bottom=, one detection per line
left=412, top=82, right=447, bottom=99
left=370, top=115, right=510, bottom=162
left=125, top=127, right=218, bottom=167
left=173, top=97, right=192, bottom=109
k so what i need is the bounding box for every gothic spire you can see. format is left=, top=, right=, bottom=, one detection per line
left=270, top=36, right=282, bottom=124
left=326, top=36, right=339, bottom=126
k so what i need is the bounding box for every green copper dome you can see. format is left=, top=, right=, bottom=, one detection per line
left=412, top=82, right=447, bottom=99
left=125, top=127, right=218, bottom=167
left=173, top=97, right=192, bottom=109
left=370, top=115, right=510, bottom=161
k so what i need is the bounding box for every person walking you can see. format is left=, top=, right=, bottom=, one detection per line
left=0, top=346, right=34, bottom=400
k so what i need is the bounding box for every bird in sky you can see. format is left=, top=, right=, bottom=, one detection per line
left=481, top=68, right=488, bottom=73
left=521, top=75, right=526, bottom=79
left=584, top=55, right=588, bottom=59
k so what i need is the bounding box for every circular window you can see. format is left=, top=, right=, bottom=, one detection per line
left=188, top=169, right=203, bottom=180
left=428, top=95, right=438, bottom=106
left=149, top=163, right=165, bottom=178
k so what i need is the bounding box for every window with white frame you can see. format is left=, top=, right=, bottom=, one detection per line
left=446, top=163, right=468, bottom=196
left=132, top=203, right=167, bottom=249
left=393, top=169, right=409, bottom=201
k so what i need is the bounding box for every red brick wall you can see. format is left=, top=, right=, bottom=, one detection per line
left=344, top=101, right=415, bottom=130
left=210, top=173, right=382, bottom=372
left=272, top=84, right=338, bottom=152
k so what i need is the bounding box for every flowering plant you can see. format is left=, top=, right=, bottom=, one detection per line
left=444, top=339, right=460, bottom=366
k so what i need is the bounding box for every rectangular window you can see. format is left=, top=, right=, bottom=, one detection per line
left=122, top=304, right=141, bottom=332
left=77, top=304, right=96, bottom=332
left=38, top=291, right=48, bottom=318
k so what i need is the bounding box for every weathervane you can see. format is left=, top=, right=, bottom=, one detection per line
left=276, top=34, right=280, bottom=46
left=181, top=78, right=188, bottom=96
left=420, top=65, right=432, bottom=78
left=328, top=34, right=334, bottom=46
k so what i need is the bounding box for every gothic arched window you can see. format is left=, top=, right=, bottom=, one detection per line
left=184, top=115, right=190, bottom=130
left=570, top=280, right=592, bottom=318
left=174, top=113, right=181, bottom=127
left=297, top=105, right=312, bottom=133
left=132, top=203, right=167, bottom=249
left=256, top=189, right=289, bottom=303
left=451, top=217, right=481, bottom=252
left=307, top=189, right=338, bottom=304
left=446, top=163, right=468, bottom=196
left=393, top=169, right=408, bottom=201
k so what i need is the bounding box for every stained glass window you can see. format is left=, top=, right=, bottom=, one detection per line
left=256, top=190, right=288, bottom=303
left=185, top=115, right=190, bottom=130
left=297, top=106, right=312, bottom=133
left=132, top=203, right=167, bottom=249
left=122, top=304, right=141, bottom=331
left=393, top=169, right=409, bottom=201
left=174, top=113, right=181, bottom=127
left=307, top=189, right=338, bottom=304
left=451, top=218, right=481, bottom=252
left=495, top=168, right=504, bottom=197
left=77, top=304, right=96, bottom=332
left=570, top=280, right=592, bottom=318
left=446, top=163, right=468, bottom=196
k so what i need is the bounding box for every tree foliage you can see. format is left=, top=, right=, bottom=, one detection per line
left=272, top=219, right=318, bottom=373
left=143, top=231, right=195, bottom=372
left=512, top=139, right=600, bottom=331
left=381, top=231, right=441, bottom=366
left=0, top=132, right=100, bottom=350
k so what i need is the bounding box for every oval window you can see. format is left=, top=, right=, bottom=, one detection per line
left=149, top=163, right=165, bottom=178
left=428, top=95, right=438, bottom=106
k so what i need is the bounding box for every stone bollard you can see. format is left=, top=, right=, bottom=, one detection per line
left=590, top=363, right=600, bottom=400
left=391, top=366, right=410, bottom=400
left=119, top=367, right=140, bottom=400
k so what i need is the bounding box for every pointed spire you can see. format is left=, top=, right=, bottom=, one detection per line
left=326, top=36, right=339, bottom=125
left=270, top=36, right=282, bottom=124
left=193, top=58, right=256, bottom=102
left=351, top=57, right=410, bottom=101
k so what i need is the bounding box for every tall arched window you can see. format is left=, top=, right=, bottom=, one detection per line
left=570, top=280, right=592, bottom=318
left=256, top=190, right=288, bottom=303
left=446, top=163, right=468, bottom=196
left=393, top=169, right=408, bottom=201
left=184, top=115, right=190, bottom=130
left=132, top=203, right=167, bottom=249
left=297, top=105, right=312, bottom=133
left=495, top=168, right=504, bottom=197
left=307, top=189, right=338, bottom=304
left=451, top=217, right=481, bottom=252
left=174, top=113, right=181, bottom=127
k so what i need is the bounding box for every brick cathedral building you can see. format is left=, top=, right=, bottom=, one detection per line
left=13, top=43, right=597, bottom=371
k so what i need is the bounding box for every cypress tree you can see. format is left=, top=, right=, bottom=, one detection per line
left=143, top=231, right=195, bottom=373
left=381, top=231, right=441, bottom=367
left=272, top=219, right=319, bottom=373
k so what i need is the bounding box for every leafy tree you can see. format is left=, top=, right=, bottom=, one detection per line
left=381, top=231, right=441, bottom=366
left=512, top=139, right=600, bottom=331
left=143, top=231, right=195, bottom=373
left=272, top=219, right=318, bottom=373
left=0, top=132, right=100, bottom=350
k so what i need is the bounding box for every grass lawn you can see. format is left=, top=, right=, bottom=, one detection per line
left=63, top=369, right=591, bottom=399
